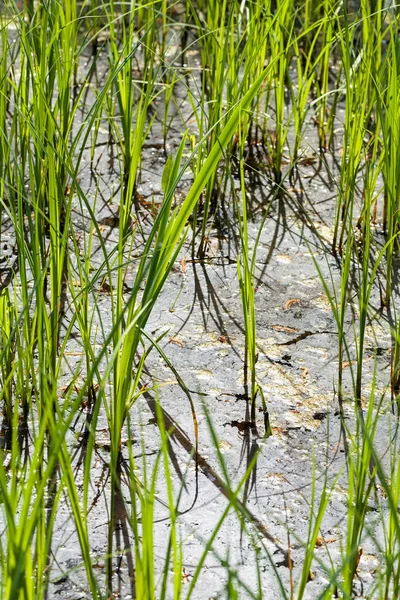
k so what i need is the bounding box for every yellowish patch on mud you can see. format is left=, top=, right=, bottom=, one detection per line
left=193, top=369, right=213, bottom=379
left=276, top=254, right=292, bottom=264
left=218, top=440, right=232, bottom=452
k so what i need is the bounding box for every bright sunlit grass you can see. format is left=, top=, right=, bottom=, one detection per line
left=0, top=0, right=400, bottom=598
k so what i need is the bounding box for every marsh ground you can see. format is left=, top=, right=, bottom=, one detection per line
left=1, top=2, right=400, bottom=599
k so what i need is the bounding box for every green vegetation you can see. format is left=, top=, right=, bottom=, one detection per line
left=0, top=0, right=400, bottom=598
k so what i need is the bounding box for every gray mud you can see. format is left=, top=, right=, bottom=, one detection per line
left=47, top=119, right=396, bottom=600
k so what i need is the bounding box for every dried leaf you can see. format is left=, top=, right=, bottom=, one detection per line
left=299, top=155, right=318, bottom=166
left=315, top=536, right=337, bottom=547
left=169, top=336, right=185, bottom=348
left=356, top=547, right=363, bottom=570
left=98, top=215, right=120, bottom=228
left=342, top=361, right=355, bottom=368
left=272, top=325, right=298, bottom=334
left=284, top=298, right=302, bottom=310
left=100, top=279, right=111, bottom=294
left=180, top=257, right=187, bottom=274
left=98, top=214, right=135, bottom=228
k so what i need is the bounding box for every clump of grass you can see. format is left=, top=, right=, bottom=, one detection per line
left=2, top=1, right=400, bottom=598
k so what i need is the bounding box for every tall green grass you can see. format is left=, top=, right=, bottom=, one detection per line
left=0, top=0, right=400, bottom=597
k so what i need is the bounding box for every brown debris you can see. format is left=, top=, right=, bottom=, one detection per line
left=284, top=298, right=302, bottom=310
left=315, top=536, right=337, bottom=547
left=169, top=336, right=185, bottom=347
left=272, top=324, right=298, bottom=334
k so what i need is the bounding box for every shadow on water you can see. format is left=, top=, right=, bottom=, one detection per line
left=142, top=389, right=290, bottom=566
left=110, top=459, right=136, bottom=600
left=174, top=259, right=245, bottom=362
left=44, top=460, right=60, bottom=600
left=0, top=416, right=11, bottom=451
left=70, top=383, right=100, bottom=470
left=0, top=403, right=30, bottom=459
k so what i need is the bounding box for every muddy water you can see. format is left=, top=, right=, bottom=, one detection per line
left=48, top=96, right=394, bottom=598
left=1, top=14, right=396, bottom=599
